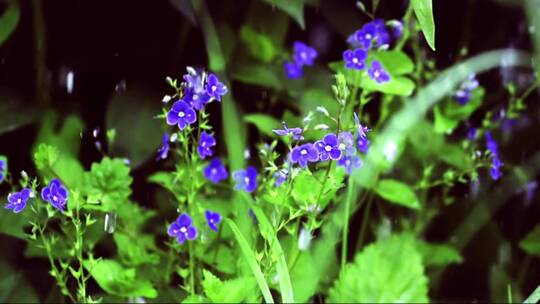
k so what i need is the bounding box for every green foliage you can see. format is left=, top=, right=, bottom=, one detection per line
left=244, top=113, right=282, bottom=138
left=519, top=224, right=540, bottom=256
left=201, top=270, right=258, bottom=303
left=232, top=62, right=282, bottom=89
left=0, top=0, right=20, bottom=46
left=434, top=88, right=484, bottom=134
left=411, top=0, right=436, bottom=50
left=261, top=0, right=305, bottom=29
left=114, top=233, right=159, bottom=266
left=374, top=179, right=420, bottom=209
left=34, top=144, right=59, bottom=170
left=416, top=241, right=464, bottom=266
left=328, top=234, right=429, bottom=302
left=291, top=168, right=345, bottom=209
left=0, top=260, right=38, bottom=302
left=83, top=157, right=133, bottom=211
left=83, top=259, right=157, bottom=298
left=240, top=26, right=277, bottom=63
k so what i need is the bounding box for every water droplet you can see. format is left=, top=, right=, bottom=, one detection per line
left=115, top=79, right=127, bottom=92
left=66, top=71, right=74, bottom=94
left=104, top=212, right=117, bottom=234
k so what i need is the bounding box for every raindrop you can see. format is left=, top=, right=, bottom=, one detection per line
left=66, top=71, right=74, bottom=94
left=104, top=212, right=117, bottom=234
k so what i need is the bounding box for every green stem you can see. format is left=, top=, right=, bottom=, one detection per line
left=340, top=177, right=354, bottom=272
left=356, top=192, right=374, bottom=251
left=188, top=241, right=195, bottom=295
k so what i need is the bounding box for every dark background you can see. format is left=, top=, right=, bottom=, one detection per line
left=0, top=0, right=539, bottom=302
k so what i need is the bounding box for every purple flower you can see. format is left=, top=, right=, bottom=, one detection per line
left=293, top=41, right=318, bottom=66
left=274, top=168, right=288, bottom=187
left=338, top=154, right=363, bottom=175
left=356, top=19, right=390, bottom=49
left=453, top=75, right=479, bottom=105
left=183, top=69, right=205, bottom=92
left=233, top=166, right=258, bottom=193
left=485, top=131, right=499, bottom=156
left=166, top=100, right=197, bottom=130
left=284, top=61, right=303, bottom=79
left=368, top=60, right=391, bottom=83
left=315, top=134, right=342, bottom=161
left=6, top=188, right=31, bottom=213
left=0, top=158, right=6, bottom=183
left=205, top=210, right=222, bottom=232
left=490, top=156, right=503, bottom=181
left=290, top=143, right=319, bottom=168
left=467, top=127, right=477, bottom=140
left=183, top=89, right=211, bottom=111
left=206, top=73, right=228, bottom=102
left=354, top=113, right=371, bottom=153
left=198, top=132, right=216, bottom=159
left=272, top=122, right=304, bottom=141
left=157, top=132, right=170, bottom=160
left=343, top=48, right=367, bottom=70
left=168, top=213, right=198, bottom=244
left=388, top=20, right=404, bottom=39
left=203, top=158, right=228, bottom=184
left=339, top=131, right=356, bottom=156
left=41, top=179, right=68, bottom=211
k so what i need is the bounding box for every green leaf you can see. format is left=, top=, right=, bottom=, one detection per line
left=106, top=88, right=162, bottom=167
left=416, top=240, right=464, bottom=266
left=34, top=144, right=59, bottom=170
left=411, top=0, right=436, bottom=50
left=329, top=234, right=429, bottom=302
left=83, top=259, right=157, bottom=298
left=225, top=219, right=274, bottom=303
left=291, top=169, right=345, bottom=209
left=240, top=26, right=276, bottom=63
left=202, top=270, right=258, bottom=303
left=524, top=284, right=540, bottom=304
left=261, top=0, right=305, bottom=29
left=434, top=88, right=484, bottom=134
left=371, top=51, right=415, bottom=75
left=244, top=113, right=282, bottom=137
left=232, top=63, right=282, bottom=90
left=0, top=260, right=38, bottom=302
left=0, top=0, right=20, bottom=46
left=250, top=206, right=294, bottom=303
left=519, top=224, right=540, bottom=256
left=374, top=179, right=420, bottom=209
left=114, top=233, right=159, bottom=266
left=289, top=251, right=319, bottom=303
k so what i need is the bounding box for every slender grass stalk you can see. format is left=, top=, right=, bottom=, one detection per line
left=524, top=284, right=540, bottom=304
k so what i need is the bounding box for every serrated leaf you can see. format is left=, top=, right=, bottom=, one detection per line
left=520, top=224, right=540, bottom=256
left=374, top=179, right=420, bottom=209
left=202, top=270, right=258, bottom=303
left=329, top=234, right=429, bottom=302
left=411, top=0, right=436, bottom=50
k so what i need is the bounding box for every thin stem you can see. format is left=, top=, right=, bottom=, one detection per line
left=356, top=192, right=374, bottom=251
left=188, top=241, right=195, bottom=295
left=340, top=177, right=354, bottom=272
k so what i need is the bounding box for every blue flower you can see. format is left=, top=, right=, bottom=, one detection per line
left=203, top=158, right=228, bottom=184
left=354, top=113, right=371, bottom=153
left=467, top=127, right=477, bottom=140
left=284, top=61, right=303, bottom=79
left=485, top=131, right=499, bottom=156
left=41, top=179, right=69, bottom=211
left=205, top=210, right=222, bottom=232
left=355, top=19, right=390, bottom=49
left=6, top=188, right=31, bottom=213
left=293, top=41, right=318, bottom=66
left=453, top=75, right=479, bottom=105
left=274, top=168, right=289, bottom=187
left=339, top=131, right=356, bottom=156
left=183, top=69, right=205, bottom=92
left=343, top=48, right=367, bottom=70
left=490, top=156, right=503, bottom=180
left=368, top=60, right=391, bottom=83
left=0, top=158, right=6, bottom=183
left=233, top=166, right=258, bottom=193
left=183, top=89, right=211, bottom=111
left=290, top=143, right=319, bottom=168
left=338, top=154, right=363, bottom=175
left=315, top=134, right=342, bottom=161
left=206, top=73, right=228, bottom=102
left=168, top=213, right=198, bottom=244
left=388, top=20, right=404, bottom=39
left=157, top=132, right=170, bottom=160
left=198, top=132, right=216, bottom=159
left=272, top=122, right=304, bottom=141
left=166, top=100, right=197, bottom=130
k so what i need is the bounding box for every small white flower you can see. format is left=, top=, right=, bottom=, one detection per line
left=162, top=95, right=172, bottom=103
left=383, top=140, right=398, bottom=162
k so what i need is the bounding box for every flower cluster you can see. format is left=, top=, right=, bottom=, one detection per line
left=166, top=69, right=227, bottom=130
left=343, top=19, right=392, bottom=83
left=5, top=178, right=69, bottom=214
left=453, top=75, right=479, bottom=105
left=157, top=132, right=170, bottom=160
left=485, top=131, right=503, bottom=180
left=283, top=41, right=318, bottom=79
left=6, top=188, right=32, bottom=213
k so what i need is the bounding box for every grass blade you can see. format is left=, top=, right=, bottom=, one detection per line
left=524, top=283, right=540, bottom=304
left=225, top=219, right=274, bottom=304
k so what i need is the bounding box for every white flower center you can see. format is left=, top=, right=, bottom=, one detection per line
left=300, top=149, right=308, bottom=155
left=366, top=34, right=372, bottom=40
left=53, top=195, right=58, bottom=202
left=374, top=70, right=380, bottom=77
left=324, top=145, right=332, bottom=152
left=244, top=177, right=250, bottom=184
left=178, top=111, right=185, bottom=118
left=211, top=168, right=217, bottom=175
left=193, top=95, right=199, bottom=100
left=180, top=227, right=187, bottom=233
left=352, top=58, right=358, bottom=64
left=17, top=198, right=21, bottom=204
left=211, top=85, right=217, bottom=92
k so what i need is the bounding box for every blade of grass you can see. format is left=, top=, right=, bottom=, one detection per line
left=225, top=219, right=274, bottom=304
left=525, top=0, right=540, bottom=76
left=524, top=283, right=540, bottom=304
left=250, top=205, right=294, bottom=303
